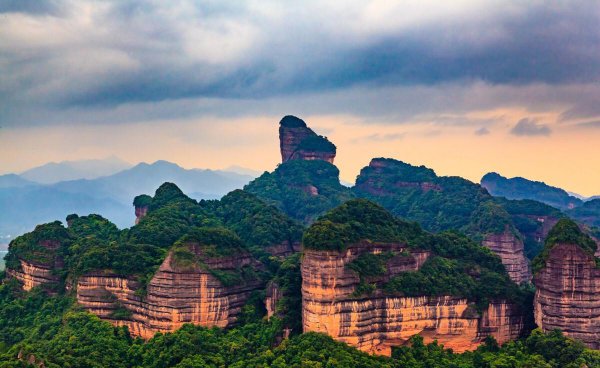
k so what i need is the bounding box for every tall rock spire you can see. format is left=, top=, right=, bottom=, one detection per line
left=278, top=115, right=336, bottom=164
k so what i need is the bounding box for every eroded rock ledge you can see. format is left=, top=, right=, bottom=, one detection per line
left=302, top=243, right=525, bottom=355
left=482, top=230, right=531, bottom=284
left=76, top=248, right=264, bottom=338
left=534, top=243, right=600, bottom=349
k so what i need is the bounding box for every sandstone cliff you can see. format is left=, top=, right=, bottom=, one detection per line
left=5, top=222, right=68, bottom=293
left=7, top=257, right=61, bottom=292
left=354, top=158, right=531, bottom=284
left=76, top=244, right=264, bottom=338
left=482, top=230, right=531, bottom=284
left=534, top=243, right=600, bottom=349
left=279, top=115, right=336, bottom=164
left=302, top=242, right=525, bottom=356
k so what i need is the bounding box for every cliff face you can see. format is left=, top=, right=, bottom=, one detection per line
left=279, top=115, right=336, bottom=164
left=76, top=246, right=264, bottom=338
left=302, top=244, right=524, bottom=356
left=134, top=205, right=148, bottom=225
left=7, top=259, right=60, bottom=292
left=6, top=240, right=63, bottom=292
left=482, top=231, right=531, bottom=284
left=534, top=243, right=600, bottom=349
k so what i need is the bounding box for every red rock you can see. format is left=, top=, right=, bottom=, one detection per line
left=279, top=115, right=336, bottom=164
left=534, top=243, right=600, bottom=349
left=76, top=245, right=265, bottom=338
left=482, top=230, right=531, bottom=284
left=302, top=242, right=526, bottom=355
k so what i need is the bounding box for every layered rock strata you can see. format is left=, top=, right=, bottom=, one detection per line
left=7, top=259, right=60, bottom=292
left=6, top=240, right=63, bottom=292
left=482, top=230, right=531, bottom=284
left=279, top=115, right=335, bottom=164
left=77, top=247, right=264, bottom=338
left=302, top=243, right=525, bottom=356
left=534, top=243, right=600, bottom=349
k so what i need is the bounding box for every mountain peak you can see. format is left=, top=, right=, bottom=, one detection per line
left=278, top=115, right=336, bottom=164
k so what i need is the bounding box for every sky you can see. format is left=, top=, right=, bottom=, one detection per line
left=1, top=0, right=599, bottom=196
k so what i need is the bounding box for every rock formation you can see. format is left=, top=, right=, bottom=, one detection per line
left=133, top=194, right=152, bottom=224
left=76, top=244, right=265, bottom=338
left=534, top=243, right=600, bottom=349
left=302, top=242, right=525, bottom=356
left=7, top=255, right=61, bottom=292
left=354, top=158, right=531, bottom=284
left=482, top=230, right=531, bottom=284
left=279, top=115, right=336, bottom=164
left=5, top=222, right=67, bottom=293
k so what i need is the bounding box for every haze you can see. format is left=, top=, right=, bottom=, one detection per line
left=1, top=1, right=599, bottom=196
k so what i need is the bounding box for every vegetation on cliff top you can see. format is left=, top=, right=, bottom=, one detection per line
left=132, top=194, right=152, bottom=207
left=200, top=189, right=303, bottom=249
left=244, top=159, right=354, bottom=224
left=4, top=221, right=71, bottom=270
left=354, top=158, right=516, bottom=238
left=5, top=182, right=302, bottom=291
left=296, top=134, right=336, bottom=154
left=532, top=218, right=599, bottom=274
left=305, top=199, right=530, bottom=308
left=303, top=199, right=424, bottom=251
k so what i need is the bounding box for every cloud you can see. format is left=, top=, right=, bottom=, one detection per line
left=510, top=118, right=551, bottom=136
left=559, top=100, right=600, bottom=122
left=576, top=120, right=600, bottom=129
left=0, top=1, right=599, bottom=126
left=475, top=127, right=490, bottom=136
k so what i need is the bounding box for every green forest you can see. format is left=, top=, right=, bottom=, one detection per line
left=2, top=179, right=600, bottom=367
left=1, top=278, right=600, bottom=367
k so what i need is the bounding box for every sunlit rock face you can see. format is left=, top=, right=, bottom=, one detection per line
left=482, top=230, right=531, bottom=284
left=6, top=240, right=63, bottom=293
left=76, top=246, right=265, bottom=339
left=279, top=115, right=336, bottom=164
left=302, top=242, right=525, bottom=356
left=534, top=243, right=600, bottom=349
left=7, top=259, right=60, bottom=292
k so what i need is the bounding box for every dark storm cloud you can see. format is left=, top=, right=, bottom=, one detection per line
left=510, top=118, right=552, bottom=136
left=0, top=1, right=599, bottom=126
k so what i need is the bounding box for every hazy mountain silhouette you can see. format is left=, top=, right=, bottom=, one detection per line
left=19, top=156, right=132, bottom=184
left=0, top=160, right=255, bottom=241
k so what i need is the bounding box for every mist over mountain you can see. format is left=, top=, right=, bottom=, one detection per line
left=0, top=160, right=254, bottom=241
left=0, top=174, right=37, bottom=189
left=19, top=156, right=132, bottom=184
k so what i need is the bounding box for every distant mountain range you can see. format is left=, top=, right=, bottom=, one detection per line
left=481, top=172, right=584, bottom=210
left=0, top=159, right=255, bottom=241
left=19, top=156, right=132, bottom=184
left=481, top=172, right=600, bottom=228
